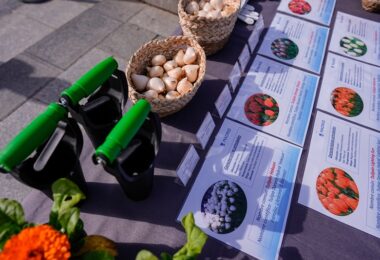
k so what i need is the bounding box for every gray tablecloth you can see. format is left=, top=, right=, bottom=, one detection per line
left=22, top=1, right=380, bottom=259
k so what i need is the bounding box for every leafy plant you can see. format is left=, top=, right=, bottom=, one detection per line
left=136, top=212, right=208, bottom=260
left=0, top=179, right=208, bottom=260
left=0, top=198, right=31, bottom=249
left=49, top=178, right=87, bottom=251
left=0, top=178, right=115, bottom=260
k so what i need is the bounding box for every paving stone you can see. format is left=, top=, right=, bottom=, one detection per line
left=0, top=0, right=21, bottom=17
left=0, top=7, right=11, bottom=18
left=0, top=100, right=47, bottom=149
left=98, top=22, right=156, bottom=61
left=2, top=0, right=21, bottom=9
left=33, top=48, right=128, bottom=104
left=141, top=0, right=177, bottom=14
left=34, top=48, right=112, bottom=104
left=26, top=8, right=121, bottom=70
left=129, top=6, right=178, bottom=37
left=0, top=53, right=61, bottom=120
left=57, top=47, right=113, bottom=83
left=33, top=78, right=70, bottom=105
left=92, top=0, right=144, bottom=22
left=15, top=0, right=93, bottom=29
left=0, top=13, right=53, bottom=63
left=114, top=55, right=127, bottom=71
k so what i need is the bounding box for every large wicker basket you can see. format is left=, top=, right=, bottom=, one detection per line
left=362, top=0, right=380, bottom=12
left=126, top=36, right=206, bottom=117
left=178, top=0, right=240, bottom=55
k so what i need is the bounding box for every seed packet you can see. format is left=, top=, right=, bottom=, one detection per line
left=178, top=118, right=302, bottom=260
left=258, top=13, right=329, bottom=73
left=299, top=111, right=380, bottom=239
left=329, top=12, right=380, bottom=67
left=227, top=55, right=319, bottom=146
left=317, top=53, right=380, bottom=131
left=277, top=0, right=336, bottom=26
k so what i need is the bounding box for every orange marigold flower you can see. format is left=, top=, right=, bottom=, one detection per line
left=0, top=225, right=71, bottom=260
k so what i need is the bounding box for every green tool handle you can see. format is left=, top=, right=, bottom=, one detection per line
left=61, top=56, right=118, bottom=106
left=95, top=99, right=151, bottom=165
left=0, top=103, right=67, bottom=172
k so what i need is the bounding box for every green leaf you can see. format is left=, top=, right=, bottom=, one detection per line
left=0, top=222, right=21, bottom=249
left=135, top=213, right=207, bottom=260
left=57, top=207, right=80, bottom=236
left=56, top=207, right=86, bottom=250
left=81, top=250, right=115, bottom=260
left=75, top=235, right=117, bottom=257
left=48, top=178, right=86, bottom=247
left=135, top=250, right=159, bottom=260
left=50, top=178, right=86, bottom=215
left=172, top=212, right=208, bottom=260
left=0, top=199, right=27, bottom=249
left=0, top=199, right=25, bottom=226
left=160, top=252, right=172, bottom=260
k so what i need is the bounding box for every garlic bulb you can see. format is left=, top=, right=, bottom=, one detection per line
left=203, top=2, right=212, bottom=12
left=221, top=5, right=234, bottom=17
left=183, top=64, right=199, bottom=83
left=166, top=91, right=181, bottom=100
left=183, top=47, right=197, bottom=65
left=147, top=77, right=165, bottom=93
left=143, top=89, right=158, bottom=99
left=167, top=67, right=183, bottom=80
left=131, top=73, right=149, bottom=92
left=174, top=50, right=185, bottom=67
left=158, top=94, right=165, bottom=100
left=198, top=10, right=208, bottom=17
left=162, top=75, right=178, bottom=92
left=147, top=66, right=164, bottom=78
left=163, top=60, right=178, bottom=72
left=151, top=54, right=166, bottom=66
left=199, top=0, right=207, bottom=9
left=210, top=0, right=224, bottom=11
left=207, top=10, right=221, bottom=19
left=185, top=1, right=200, bottom=15
left=187, top=0, right=232, bottom=18
left=177, top=78, right=193, bottom=94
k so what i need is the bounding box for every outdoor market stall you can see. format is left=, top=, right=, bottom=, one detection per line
left=1, top=0, right=380, bottom=259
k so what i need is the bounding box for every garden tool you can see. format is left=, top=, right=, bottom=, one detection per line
left=94, top=99, right=162, bottom=201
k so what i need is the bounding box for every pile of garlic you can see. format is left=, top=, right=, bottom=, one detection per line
left=131, top=46, right=199, bottom=101
left=185, top=0, right=234, bottom=18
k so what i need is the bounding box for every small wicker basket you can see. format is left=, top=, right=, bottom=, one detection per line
left=362, top=0, right=380, bottom=12
left=126, top=36, right=206, bottom=117
left=178, top=0, right=240, bottom=55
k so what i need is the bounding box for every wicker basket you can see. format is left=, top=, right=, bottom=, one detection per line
left=362, top=0, right=380, bottom=12
left=178, top=0, right=240, bottom=55
left=126, top=36, right=206, bottom=117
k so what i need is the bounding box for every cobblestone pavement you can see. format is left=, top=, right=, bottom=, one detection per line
left=0, top=0, right=178, bottom=202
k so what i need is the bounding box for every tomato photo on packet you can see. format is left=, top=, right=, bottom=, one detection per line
left=316, top=167, right=359, bottom=216
left=330, top=87, right=364, bottom=117
left=244, top=93, right=279, bottom=126
left=288, top=0, right=312, bottom=15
